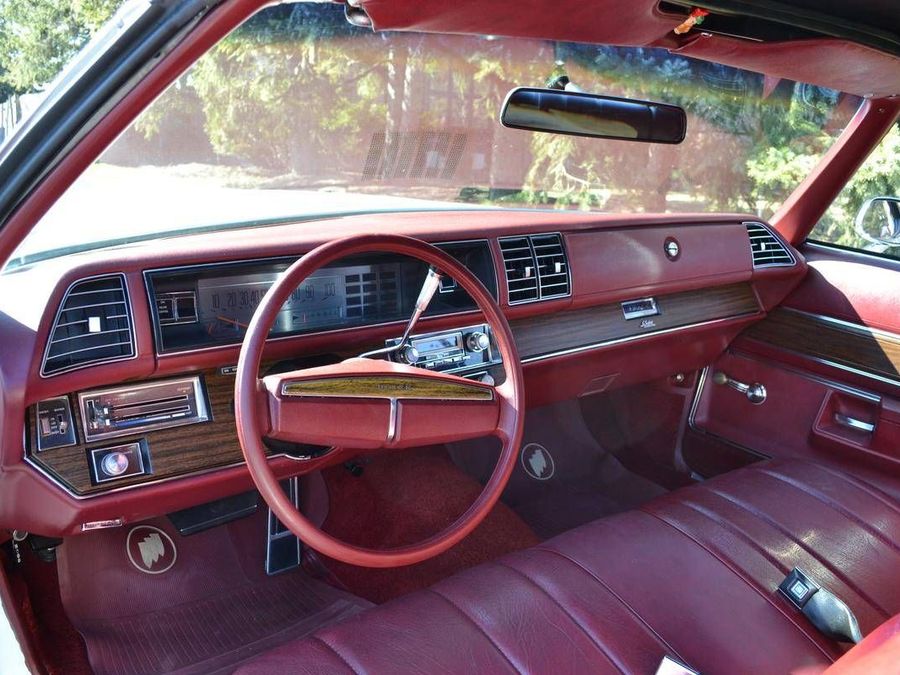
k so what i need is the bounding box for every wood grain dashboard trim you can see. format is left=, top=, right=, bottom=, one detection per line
left=513, top=283, right=761, bottom=361
left=281, top=375, right=493, bottom=401
left=27, top=371, right=254, bottom=497
left=743, top=308, right=900, bottom=384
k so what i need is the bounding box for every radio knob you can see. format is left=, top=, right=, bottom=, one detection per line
left=399, top=345, right=420, bottom=365
left=466, top=331, right=490, bottom=352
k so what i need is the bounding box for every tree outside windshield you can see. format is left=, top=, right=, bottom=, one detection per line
left=6, top=3, right=868, bottom=265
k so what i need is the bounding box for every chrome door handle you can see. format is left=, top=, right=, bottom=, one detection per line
left=833, top=413, right=875, bottom=433
left=712, top=371, right=767, bottom=405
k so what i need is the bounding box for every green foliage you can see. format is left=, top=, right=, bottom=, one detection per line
left=810, top=123, right=900, bottom=248
left=0, top=0, right=120, bottom=100
left=2, top=0, right=896, bottom=251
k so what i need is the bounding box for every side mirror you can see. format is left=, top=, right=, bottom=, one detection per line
left=500, top=87, right=686, bottom=144
left=855, top=197, right=900, bottom=249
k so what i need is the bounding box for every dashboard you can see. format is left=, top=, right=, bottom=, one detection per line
left=146, top=240, right=496, bottom=353
left=0, top=210, right=806, bottom=535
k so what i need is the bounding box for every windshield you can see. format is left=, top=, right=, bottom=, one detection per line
left=8, top=2, right=861, bottom=268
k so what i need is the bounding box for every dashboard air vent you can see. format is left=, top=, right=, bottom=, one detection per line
left=532, top=233, right=571, bottom=299
left=499, top=237, right=539, bottom=304
left=499, top=233, right=570, bottom=304
left=42, top=274, right=135, bottom=376
left=746, top=222, right=795, bottom=267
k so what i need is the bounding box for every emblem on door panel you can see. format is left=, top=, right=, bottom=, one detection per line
left=126, top=525, right=177, bottom=575
left=521, top=443, right=555, bottom=481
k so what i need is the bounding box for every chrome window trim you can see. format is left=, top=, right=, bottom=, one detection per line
left=803, top=240, right=900, bottom=268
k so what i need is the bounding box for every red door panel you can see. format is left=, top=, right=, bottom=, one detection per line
left=689, top=243, right=900, bottom=476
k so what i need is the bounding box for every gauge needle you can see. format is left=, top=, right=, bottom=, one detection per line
left=217, top=315, right=249, bottom=329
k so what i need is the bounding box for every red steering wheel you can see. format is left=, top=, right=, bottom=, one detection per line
left=234, top=234, right=525, bottom=568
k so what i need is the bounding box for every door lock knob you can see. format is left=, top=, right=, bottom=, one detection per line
left=712, top=371, right=767, bottom=405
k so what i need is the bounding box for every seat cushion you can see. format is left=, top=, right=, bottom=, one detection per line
left=236, top=459, right=900, bottom=674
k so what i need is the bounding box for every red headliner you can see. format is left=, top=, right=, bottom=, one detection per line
left=360, top=0, right=900, bottom=97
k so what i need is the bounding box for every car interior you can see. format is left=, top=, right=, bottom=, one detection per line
left=0, top=0, right=899, bottom=673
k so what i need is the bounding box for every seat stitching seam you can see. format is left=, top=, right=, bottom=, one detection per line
left=425, top=588, right=521, bottom=674
left=310, top=635, right=360, bottom=675
left=757, top=468, right=900, bottom=553
left=640, top=507, right=837, bottom=662
left=492, top=560, right=628, bottom=675
left=703, top=486, right=892, bottom=620
left=676, top=499, right=789, bottom=573
left=800, top=463, right=900, bottom=516
left=531, top=546, right=687, bottom=664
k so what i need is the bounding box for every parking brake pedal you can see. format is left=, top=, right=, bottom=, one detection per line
left=778, top=567, right=862, bottom=644
left=265, top=477, right=302, bottom=576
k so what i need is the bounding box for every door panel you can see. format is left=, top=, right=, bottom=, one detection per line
left=688, top=243, right=900, bottom=476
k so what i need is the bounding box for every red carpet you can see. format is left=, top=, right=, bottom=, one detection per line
left=57, top=511, right=370, bottom=675
left=3, top=546, right=93, bottom=675
left=320, top=446, right=540, bottom=603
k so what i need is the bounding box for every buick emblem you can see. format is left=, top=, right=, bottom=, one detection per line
left=520, top=443, right=555, bottom=481
left=126, top=525, right=177, bottom=575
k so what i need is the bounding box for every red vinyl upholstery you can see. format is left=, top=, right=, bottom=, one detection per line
left=237, top=459, right=900, bottom=673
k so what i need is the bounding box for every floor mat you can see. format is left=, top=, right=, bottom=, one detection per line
left=320, top=446, right=540, bottom=604
left=449, top=399, right=668, bottom=539
left=58, top=509, right=371, bottom=675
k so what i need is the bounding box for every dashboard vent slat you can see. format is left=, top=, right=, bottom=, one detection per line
left=42, top=275, right=136, bottom=376
left=499, top=233, right=571, bottom=305
left=745, top=222, right=795, bottom=268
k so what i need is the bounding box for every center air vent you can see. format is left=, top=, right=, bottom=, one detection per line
left=746, top=222, right=795, bottom=268
left=42, top=274, right=135, bottom=376
left=499, top=233, right=571, bottom=304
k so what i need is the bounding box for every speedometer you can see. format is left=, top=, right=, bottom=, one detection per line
left=146, top=240, right=493, bottom=353
left=196, top=269, right=355, bottom=337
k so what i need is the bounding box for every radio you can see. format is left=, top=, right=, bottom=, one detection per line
left=385, top=323, right=500, bottom=375
left=78, top=376, right=210, bottom=443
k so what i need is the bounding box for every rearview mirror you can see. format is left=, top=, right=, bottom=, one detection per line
left=855, top=197, right=900, bottom=249
left=500, top=87, right=686, bottom=144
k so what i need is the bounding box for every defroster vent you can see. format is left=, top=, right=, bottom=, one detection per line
left=499, top=233, right=571, bottom=304
left=42, top=274, right=136, bottom=376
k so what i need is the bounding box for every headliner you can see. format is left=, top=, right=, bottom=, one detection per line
left=356, top=0, right=900, bottom=97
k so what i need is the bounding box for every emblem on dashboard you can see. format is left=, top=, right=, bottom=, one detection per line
left=126, top=525, right=177, bottom=575
left=520, top=443, right=555, bottom=481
